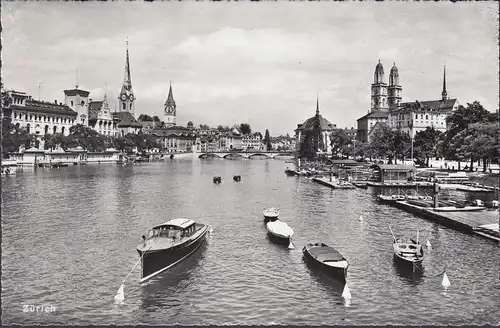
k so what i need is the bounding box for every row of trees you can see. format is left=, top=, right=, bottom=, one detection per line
left=327, top=101, right=498, bottom=172
left=2, top=119, right=162, bottom=157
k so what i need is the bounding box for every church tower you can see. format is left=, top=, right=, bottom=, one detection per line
left=387, top=62, right=402, bottom=111
left=441, top=65, right=448, bottom=101
left=118, top=40, right=136, bottom=118
left=164, top=82, right=176, bottom=127
left=64, top=72, right=90, bottom=126
left=371, top=60, right=388, bottom=112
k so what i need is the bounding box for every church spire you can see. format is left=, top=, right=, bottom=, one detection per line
left=123, top=39, right=132, bottom=90
left=165, top=81, right=176, bottom=107
left=441, top=65, right=448, bottom=101
left=316, top=94, right=320, bottom=115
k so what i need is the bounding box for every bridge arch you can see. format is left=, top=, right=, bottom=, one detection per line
left=223, top=153, right=244, bottom=159
left=199, top=153, right=223, bottom=159
left=248, top=153, right=271, bottom=159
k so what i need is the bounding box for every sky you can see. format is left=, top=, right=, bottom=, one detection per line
left=2, top=2, right=498, bottom=136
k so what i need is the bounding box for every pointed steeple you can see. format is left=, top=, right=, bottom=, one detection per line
left=165, top=81, right=176, bottom=107
left=122, top=39, right=133, bottom=93
left=102, top=93, right=109, bottom=111
left=316, top=94, right=320, bottom=116
left=441, top=65, right=448, bottom=101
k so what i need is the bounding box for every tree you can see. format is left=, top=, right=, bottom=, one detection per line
left=264, top=129, right=272, bottom=151
left=444, top=101, right=492, bottom=170
left=413, top=127, right=443, bottom=167
left=152, top=115, right=160, bottom=122
left=2, top=118, right=36, bottom=157
left=138, top=114, right=153, bottom=121
left=239, top=123, right=252, bottom=135
left=368, top=123, right=395, bottom=163
left=330, top=129, right=352, bottom=158
left=66, top=124, right=106, bottom=152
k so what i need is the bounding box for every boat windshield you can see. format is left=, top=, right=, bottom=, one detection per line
left=148, top=223, right=197, bottom=239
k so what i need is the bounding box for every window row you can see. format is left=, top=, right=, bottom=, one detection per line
left=14, top=112, right=74, bottom=124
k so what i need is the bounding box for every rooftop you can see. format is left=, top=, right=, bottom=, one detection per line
left=154, top=218, right=195, bottom=230
left=10, top=100, right=77, bottom=117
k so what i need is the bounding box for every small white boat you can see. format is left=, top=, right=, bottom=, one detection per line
left=266, top=219, right=294, bottom=248
left=389, top=226, right=424, bottom=266
left=263, top=207, right=279, bottom=220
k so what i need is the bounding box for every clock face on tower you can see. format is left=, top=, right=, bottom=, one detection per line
left=165, top=106, right=173, bottom=114
left=120, top=94, right=127, bottom=101
left=129, top=94, right=135, bottom=102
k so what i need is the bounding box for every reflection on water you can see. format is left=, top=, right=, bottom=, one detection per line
left=392, top=257, right=425, bottom=286
left=2, top=160, right=499, bottom=326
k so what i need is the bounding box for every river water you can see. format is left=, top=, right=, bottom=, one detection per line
left=1, top=159, right=499, bottom=325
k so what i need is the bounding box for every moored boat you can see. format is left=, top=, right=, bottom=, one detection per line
left=303, top=243, right=348, bottom=282
left=266, top=219, right=294, bottom=248
left=263, top=207, right=279, bottom=220
left=353, top=182, right=368, bottom=189
left=136, top=218, right=209, bottom=282
left=389, top=226, right=424, bottom=267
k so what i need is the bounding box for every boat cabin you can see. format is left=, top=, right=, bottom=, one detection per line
left=370, top=164, right=416, bottom=184
left=148, top=218, right=197, bottom=240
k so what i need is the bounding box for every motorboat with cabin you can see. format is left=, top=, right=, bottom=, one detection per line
left=137, top=218, right=210, bottom=282
left=266, top=219, right=294, bottom=248
left=389, top=226, right=424, bottom=266
left=303, top=243, right=349, bottom=282
left=263, top=207, right=279, bottom=221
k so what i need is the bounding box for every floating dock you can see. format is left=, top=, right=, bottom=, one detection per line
left=312, top=177, right=356, bottom=189
left=389, top=201, right=499, bottom=242
left=367, top=181, right=494, bottom=192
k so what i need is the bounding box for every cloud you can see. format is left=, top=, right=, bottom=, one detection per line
left=2, top=2, right=498, bottom=136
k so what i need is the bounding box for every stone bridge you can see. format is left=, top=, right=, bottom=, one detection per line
left=198, top=151, right=295, bottom=159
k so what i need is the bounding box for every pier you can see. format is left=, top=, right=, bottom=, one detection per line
left=389, top=200, right=499, bottom=242
left=312, top=177, right=356, bottom=189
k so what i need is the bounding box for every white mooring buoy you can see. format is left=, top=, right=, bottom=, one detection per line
left=426, top=240, right=432, bottom=248
left=114, top=284, right=125, bottom=304
left=342, top=283, right=351, bottom=300
left=359, top=215, right=363, bottom=221
left=441, top=272, right=451, bottom=288
left=288, top=241, right=295, bottom=250
left=209, top=226, right=214, bottom=234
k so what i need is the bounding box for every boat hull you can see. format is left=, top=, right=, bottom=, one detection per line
left=138, top=227, right=208, bottom=282
left=393, top=253, right=423, bottom=267
left=303, top=247, right=347, bottom=283
left=267, top=231, right=291, bottom=245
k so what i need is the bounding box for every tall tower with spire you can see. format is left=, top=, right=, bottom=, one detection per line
left=164, top=82, right=176, bottom=127
left=118, top=40, right=136, bottom=118
left=441, top=65, right=448, bottom=101
left=371, top=60, right=388, bottom=112
left=387, top=62, right=402, bottom=110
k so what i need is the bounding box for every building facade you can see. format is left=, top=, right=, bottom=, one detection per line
left=387, top=66, right=458, bottom=136
left=88, top=93, right=118, bottom=136
left=295, top=97, right=337, bottom=154
left=152, top=126, right=196, bottom=152
left=3, top=89, right=77, bottom=136
left=64, top=86, right=90, bottom=126
left=357, top=61, right=458, bottom=142
left=242, top=132, right=263, bottom=150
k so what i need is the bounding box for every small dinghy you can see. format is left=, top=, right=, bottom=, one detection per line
left=263, top=207, right=279, bottom=221
left=303, top=243, right=348, bottom=282
left=266, top=219, right=294, bottom=248
left=389, top=226, right=424, bottom=266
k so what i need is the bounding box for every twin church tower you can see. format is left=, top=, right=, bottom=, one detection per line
left=370, top=60, right=449, bottom=112
left=118, top=40, right=177, bottom=127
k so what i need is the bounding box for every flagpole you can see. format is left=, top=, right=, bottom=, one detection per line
left=409, top=116, right=414, bottom=166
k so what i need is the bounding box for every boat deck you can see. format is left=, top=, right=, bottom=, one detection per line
left=138, top=224, right=206, bottom=252
left=391, top=201, right=499, bottom=242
